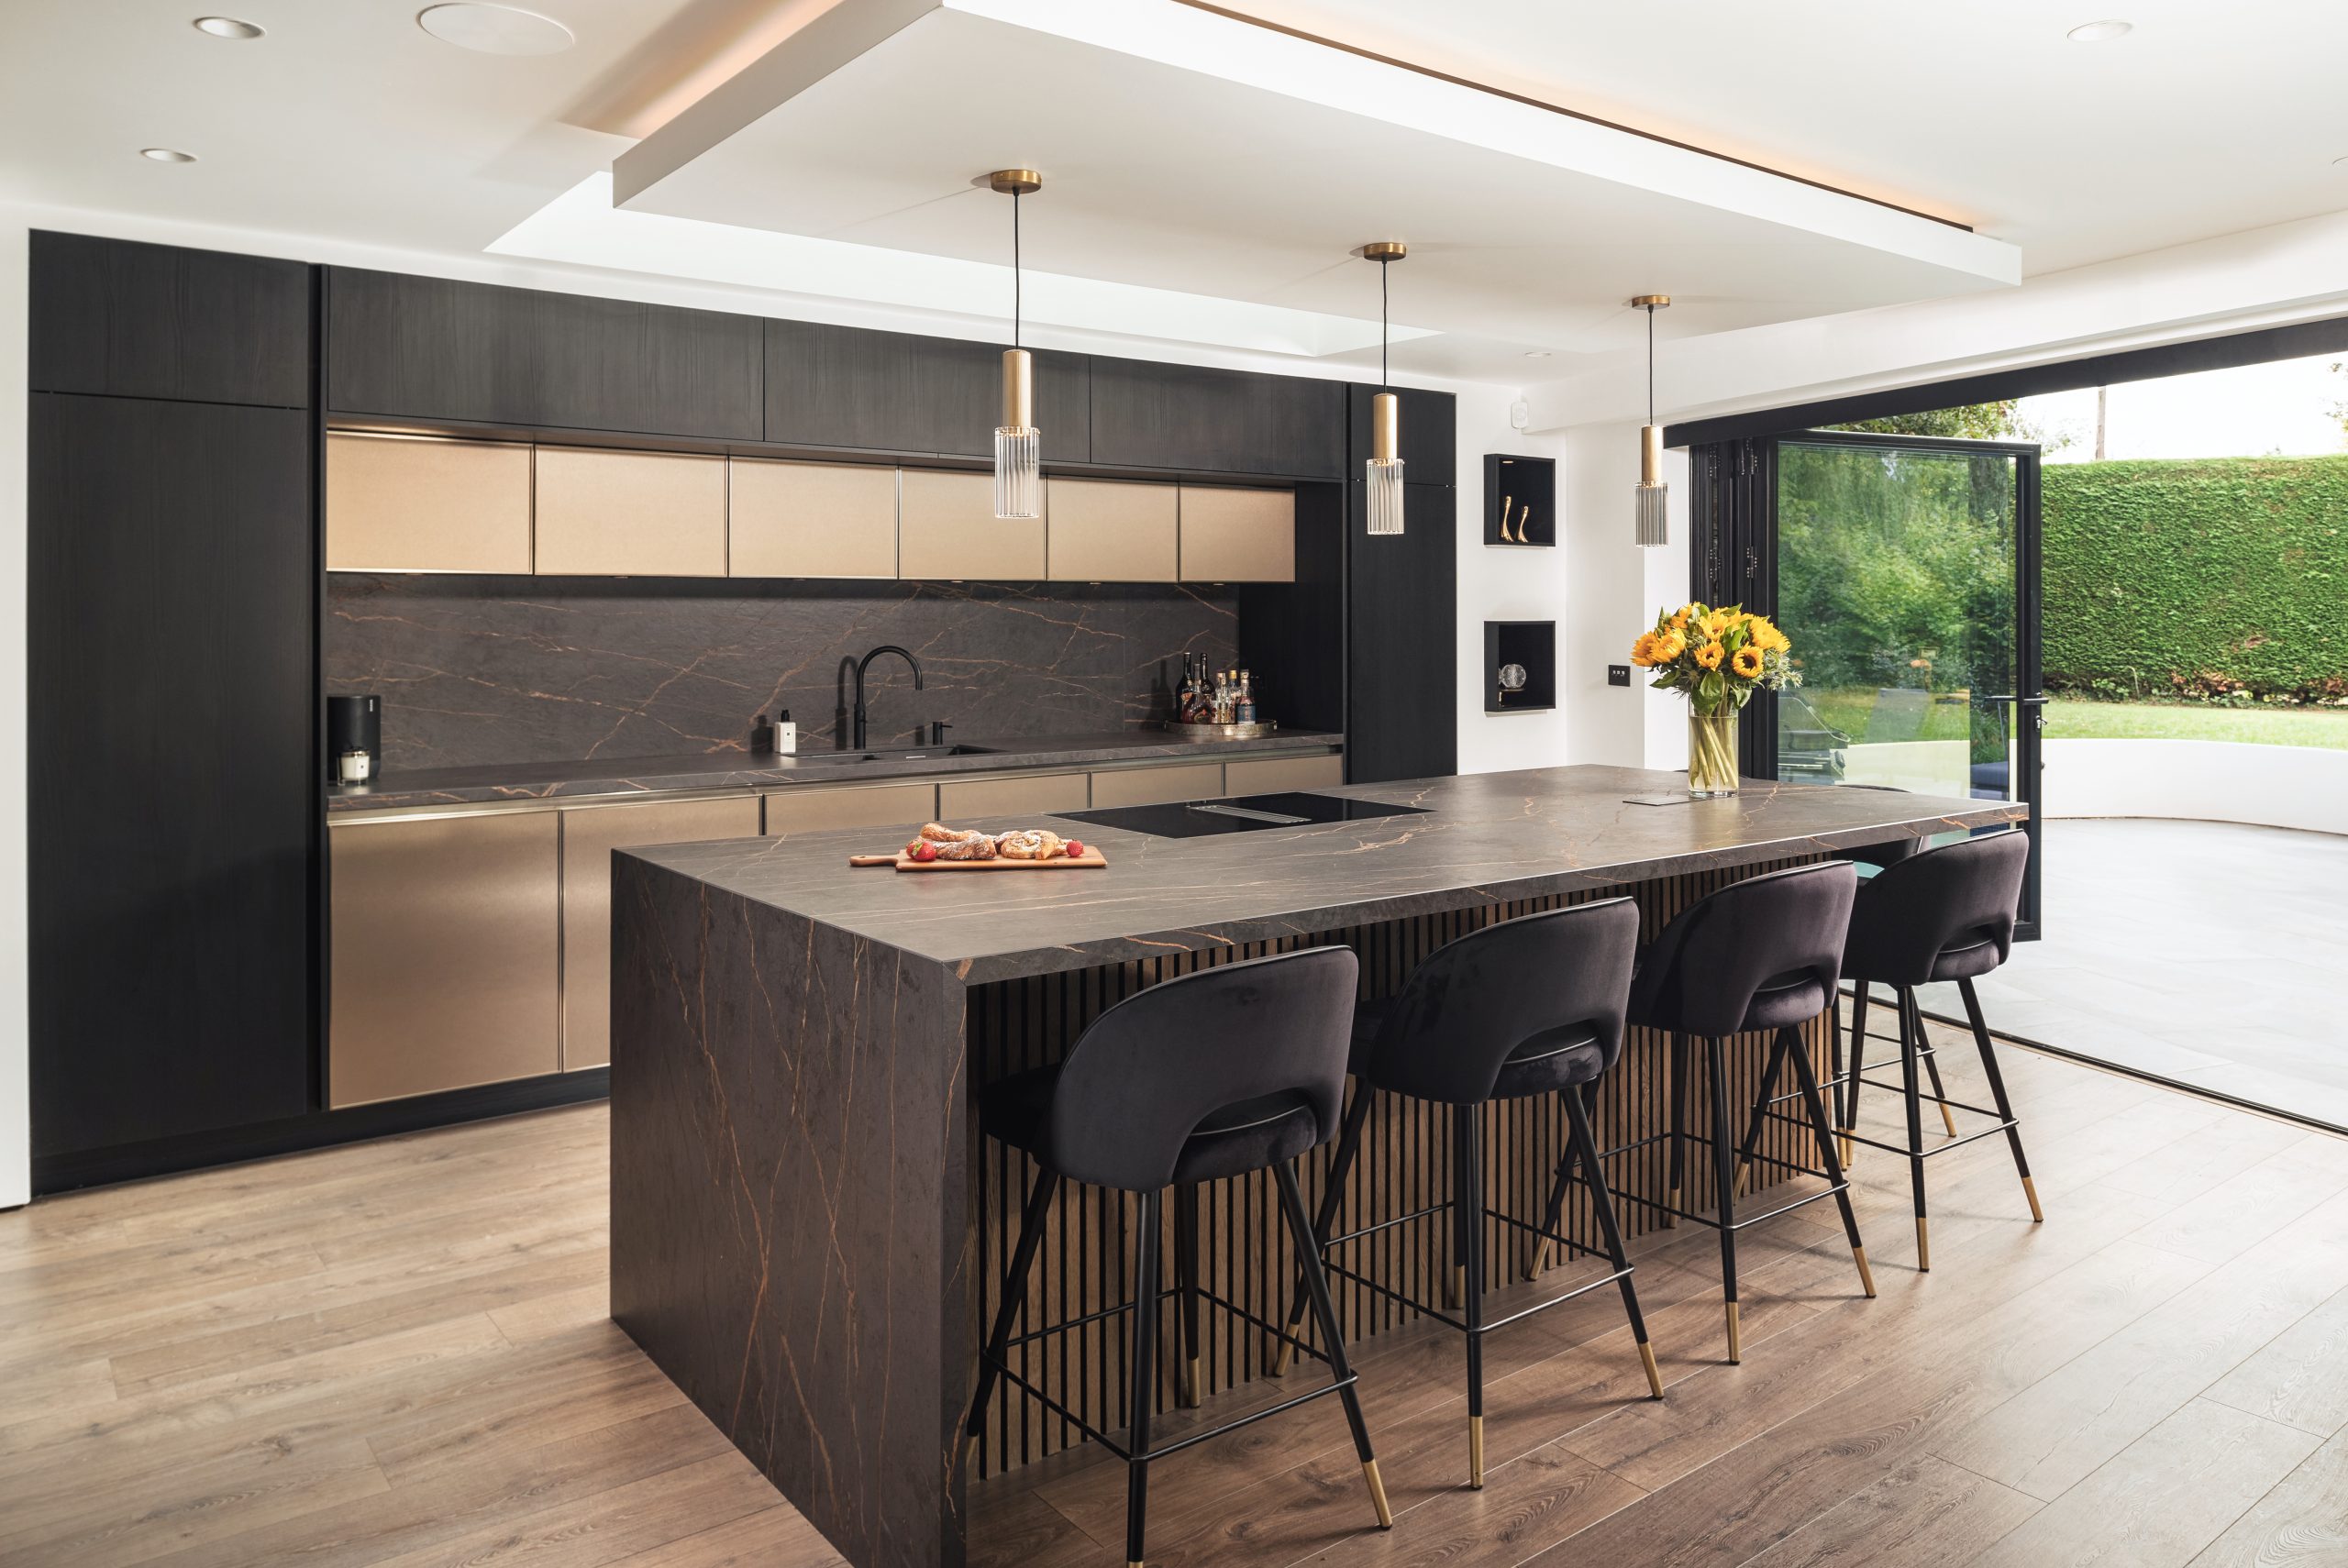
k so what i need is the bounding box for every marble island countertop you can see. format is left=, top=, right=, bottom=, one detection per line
left=618, top=764, right=2023, bottom=982
left=325, top=727, right=1341, bottom=813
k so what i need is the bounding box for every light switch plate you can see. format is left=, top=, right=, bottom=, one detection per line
left=1607, top=664, right=1632, bottom=687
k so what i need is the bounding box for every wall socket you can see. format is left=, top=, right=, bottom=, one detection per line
left=1607, top=664, right=1632, bottom=687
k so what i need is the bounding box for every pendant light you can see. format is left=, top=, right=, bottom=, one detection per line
left=1632, top=294, right=1670, bottom=548
left=1363, top=240, right=1407, bottom=536
left=989, top=169, right=1044, bottom=520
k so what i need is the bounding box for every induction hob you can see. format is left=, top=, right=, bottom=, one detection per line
left=1055, top=790, right=1429, bottom=840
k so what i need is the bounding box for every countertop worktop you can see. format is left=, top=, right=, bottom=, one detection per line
left=621, top=765, right=2023, bottom=982
left=325, top=727, right=1341, bottom=813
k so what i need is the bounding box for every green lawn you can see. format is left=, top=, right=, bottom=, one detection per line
left=2042, top=699, right=2348, bottom=749
left=1793, top=689, right=2348, bottom=751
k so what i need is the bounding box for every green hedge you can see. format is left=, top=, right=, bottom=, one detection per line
left=2043, top=455, right=2348, bottom=700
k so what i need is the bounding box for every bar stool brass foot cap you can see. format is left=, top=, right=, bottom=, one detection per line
left=1939, top=1101, right=1959, bottom=1138
left=1468, top=1415, right=1485, bottom=1489
left=1733, top=1161, right=1750, bottom=1198
left=1526, top=1239, right=1552, bottom=1281
left=1664, top=1186, right=1680, bottom=1228
left=1638, top=1339, right=1665, bottom=1399
left=1724, top=1301, right=1742, bottom=1364
left=1268, top=1340, right=1293, bottom=1378
left=1362, top=1459, right=1394, bottom=1529
left=2022, top=1175, right=2044, bottom=1223
left=1853, top=1243, right=1878, bottom=1298
left=1915, top=1217, right=1931, bottom=1273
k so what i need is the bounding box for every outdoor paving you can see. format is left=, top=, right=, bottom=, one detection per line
left=1920, top=816, right=2348, bottom=1132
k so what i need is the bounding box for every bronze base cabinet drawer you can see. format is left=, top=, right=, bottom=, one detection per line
left=1223, top=753, right=1343, bottom=795
left=328, top=812, right=560, bottom=1108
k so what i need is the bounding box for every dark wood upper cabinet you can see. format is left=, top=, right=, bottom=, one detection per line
left=30, top=231, right=310, bottom=408
left=763, top=319, right=1089, bottom=460
left=1346, top=481, right=1458, bottom=784
left=29, top=393, right=316, bottom=1160
left=1090, top=358, right=1346, bottom=480
left=326, top=268, right=762, bottom=440
left=1347, top=383, right=1456, bottom=486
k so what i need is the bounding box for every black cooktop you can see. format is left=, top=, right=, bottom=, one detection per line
left=1055, top=790, right=1430, bottom=840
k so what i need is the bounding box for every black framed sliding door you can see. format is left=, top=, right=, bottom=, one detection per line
left=1692, top=430, right=2044, bottom=937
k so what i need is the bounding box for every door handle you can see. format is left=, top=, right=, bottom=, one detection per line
left=1977, top=694, right=2048, bottom=705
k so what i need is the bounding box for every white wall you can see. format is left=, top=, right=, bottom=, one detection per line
left=2045, top=739, right=2348, bottom=836
left=2, top=218, right=28, bottom=1209
left=1560, top=420, right=1689, bottom=772
left=1451, top=387, right=1571, bottom=774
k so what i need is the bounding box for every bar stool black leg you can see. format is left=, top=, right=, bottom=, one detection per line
left=1269, top=1086, right=1372, bottom=1375
left=1844, top=984, right=1872, bottom=1163
left=1174, top=1183, right=1201, bottom=1408
left=1458, top=1104, right=1487, bottom=1485
left=1896, top=987, right=1930, bottom=1270
left=1828, top=988, right=1849, bottom=1165
left=1704, top=1035, right=1741, bottom=1363
left=1125, top=1190, right=1162, bottom=1568
left=966, top=1168, right=1060, bottom=1452
left=1911, top=990, right=1960, bottom=1137
left=1958, top=976, right=2043, bottom=1223
left=1269, top=1163, right=1394, bottom=1529
left=1731, top=1025, right=1794, bottom=1197
left=1781, top=1024, right=1876, bottom=1298
left=1448, top=1109, right=1471, bottom=1310
left=1666, top=1032, right=1691, bottom=1228
left=1526, top=1091, right=1581, bottom=1281
left=1565, top=1084, right=1665, bottom=1397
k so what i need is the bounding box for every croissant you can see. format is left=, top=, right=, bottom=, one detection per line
left=994, top=829, right=1065, bottom=861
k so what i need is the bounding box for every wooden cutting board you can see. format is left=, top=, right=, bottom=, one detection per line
left=847, top=849, right=1109, bottom=872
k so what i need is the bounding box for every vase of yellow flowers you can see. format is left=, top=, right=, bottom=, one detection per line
left=1630, top=602, right=1799, bottom=797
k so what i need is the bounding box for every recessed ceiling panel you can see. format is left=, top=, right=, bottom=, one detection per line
left=610, top=0, right=2019, bottom=363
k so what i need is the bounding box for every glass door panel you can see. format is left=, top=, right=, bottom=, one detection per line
left=1772, top=432, right=2043, bottom=935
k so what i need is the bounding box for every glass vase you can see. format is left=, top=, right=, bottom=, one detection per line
left=1688, top=709, right=1739, bottom=797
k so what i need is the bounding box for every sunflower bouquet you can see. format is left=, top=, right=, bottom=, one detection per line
left=1630, top=602, right=1799, bottom=795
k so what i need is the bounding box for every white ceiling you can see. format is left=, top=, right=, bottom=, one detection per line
left=3, top=1, right=2342, bottom=386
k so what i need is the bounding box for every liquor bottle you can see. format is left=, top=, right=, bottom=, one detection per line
left=1235, top=669, right=1257, bottom=725
left=1213, top=671, right=1232, bottom=724
left=1177, top=656, right=1196, bottom=723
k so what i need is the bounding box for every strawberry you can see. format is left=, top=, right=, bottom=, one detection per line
left=911, top=842, right=938, bottom=863
left=1065, top=840, right=1085, bottom=857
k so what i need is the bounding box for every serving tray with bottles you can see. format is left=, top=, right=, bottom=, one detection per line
left=1155, top=720, right=1280, bottom=740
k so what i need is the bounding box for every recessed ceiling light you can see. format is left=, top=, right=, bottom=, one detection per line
left=416, top=3, right=575, bottom=56
left=140, top=147, right=198, bottom=163
left=193, top=16, right=265, bottom=39
left=2066, top=18, right=2132, bottom=41
left=1523, top=350, right=1553, bottom=359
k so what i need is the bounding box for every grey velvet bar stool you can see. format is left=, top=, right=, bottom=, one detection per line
left=963, top=946, right=1391, bottom=1568
left=1269, top=900, right=1662, bottom=1491
left=1813, top=831, right=2043, bottom=1270
left=1612, top=861, right=1877, bottom=1362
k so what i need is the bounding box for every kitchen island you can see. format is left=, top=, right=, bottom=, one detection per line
left=608, top=766, right=2021, bottom=1568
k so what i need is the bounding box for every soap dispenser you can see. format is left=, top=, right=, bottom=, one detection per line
left=773, top=709, right=797, bottom=755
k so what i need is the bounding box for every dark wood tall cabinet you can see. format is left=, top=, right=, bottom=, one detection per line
left=28, top=234, right=317, bottom=1175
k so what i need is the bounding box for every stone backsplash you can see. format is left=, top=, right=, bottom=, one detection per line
left=326, top=574, right=1240, bottom=771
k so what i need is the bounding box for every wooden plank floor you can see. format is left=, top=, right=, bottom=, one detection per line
left=5, top=1007, right=2346, bottom=1568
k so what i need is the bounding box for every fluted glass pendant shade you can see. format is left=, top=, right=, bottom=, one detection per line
left=1362, top=241, right=1407, bottom=536
left=1633, top=295, right=1670, bottom=548
left=1366, top=387, right=1404, bottom=535
left=1634, top=420, right=1668, bottom=547
left=994, top=347, right=1041, bottom=520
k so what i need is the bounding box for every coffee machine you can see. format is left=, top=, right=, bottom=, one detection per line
left=327, top=694, right=382, bottom=784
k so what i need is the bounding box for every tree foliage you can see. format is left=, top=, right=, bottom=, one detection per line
left=1826, top=402, right=2033, bottom=441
